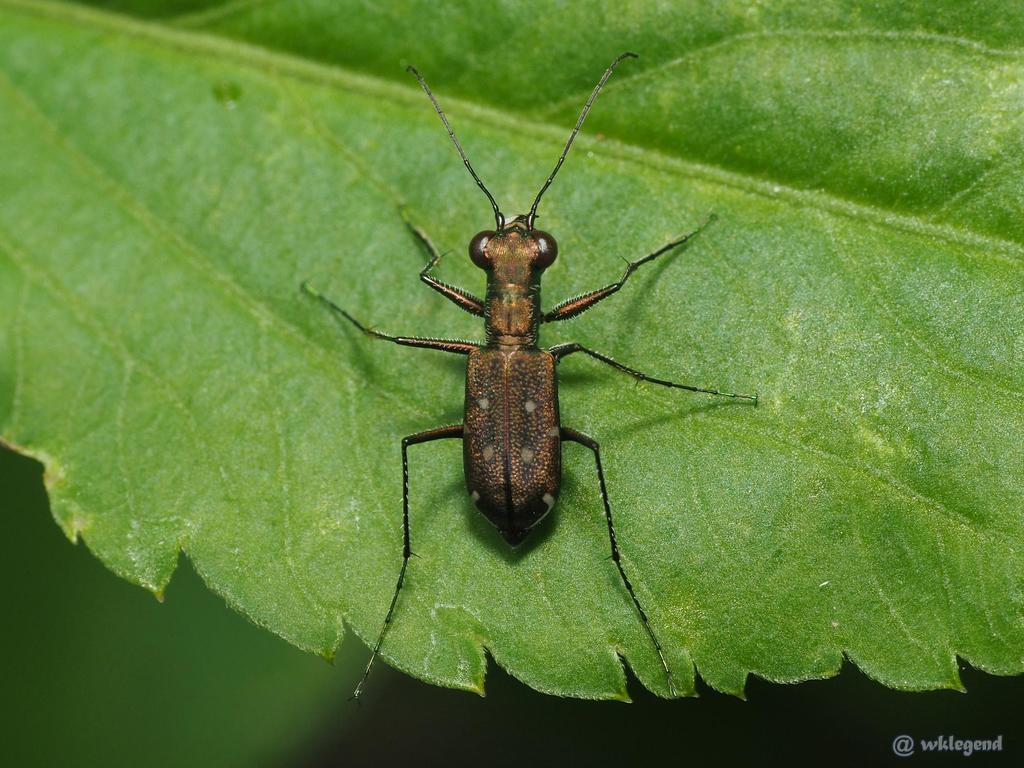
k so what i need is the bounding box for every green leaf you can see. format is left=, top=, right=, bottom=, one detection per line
left=2, top=0, right=1022, bottom=699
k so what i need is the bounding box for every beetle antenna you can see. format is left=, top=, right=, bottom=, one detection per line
left=407, top=66, right=505, bottom=230
left=527, top=52, right=637, bottom=230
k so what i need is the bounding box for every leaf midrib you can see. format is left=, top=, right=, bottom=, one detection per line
left=5, top=0, right=1024, bottom=267
left=2, top=0, right=1017, bottom=552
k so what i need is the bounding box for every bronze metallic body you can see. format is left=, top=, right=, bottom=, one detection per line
left=304, top=54, right=757, bottom=700
left=463, top=221, right=561, bottom=543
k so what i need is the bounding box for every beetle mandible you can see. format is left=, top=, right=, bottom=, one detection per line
left=303, top=52, right=758, bottom=699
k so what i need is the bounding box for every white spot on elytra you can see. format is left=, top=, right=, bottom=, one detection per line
left=547, top=427, right=560, bottom=438
left=482, top=446, right=494, bottom=461
left=477, top=397, right=490, bottom=410
left=542, top=493, right=555, bottom=512
left=524, top=400, right=536, bottom=413
left=520, top=447, right=534, bottom=463
left=470, top=490, right=480, bottom=502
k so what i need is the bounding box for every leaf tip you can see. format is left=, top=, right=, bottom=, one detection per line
left=59, top=500, right=93, bottom=544
left=947, top=659, right=967, bottom=693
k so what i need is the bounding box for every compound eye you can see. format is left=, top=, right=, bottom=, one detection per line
left=532, top=230, right=558, bottom=269
left=469, top=230, right=494, bottom=268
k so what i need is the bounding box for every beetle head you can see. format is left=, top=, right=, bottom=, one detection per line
left=469, top=216, right=558, bottom=271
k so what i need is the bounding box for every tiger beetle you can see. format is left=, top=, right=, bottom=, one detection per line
left=302, top=52, right=758, bottom=700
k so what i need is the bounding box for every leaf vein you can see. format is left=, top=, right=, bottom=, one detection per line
left=702, top=414, right=993, bottom=545
left=818, top=212, right=1024, bottom=399
left=0, top=66, right=426, bottom=424
left=542, top=28, right=1024, bottom=118
left=4, top=0, right=1024, bottom=265
left=849, top=506, right=938, bottom=663
left=0, top=232, right=238, bottom=532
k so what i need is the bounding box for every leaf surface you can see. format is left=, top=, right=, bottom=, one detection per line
left=2, top=0, right=1022, bottom=698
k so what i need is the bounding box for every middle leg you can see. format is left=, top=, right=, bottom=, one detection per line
left=550, top=343, right=757, bottom=403
left=302, top=281, right=478, bottom=356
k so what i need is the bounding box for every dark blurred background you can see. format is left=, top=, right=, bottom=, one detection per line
left=2, top=445, right=1019, bottom=767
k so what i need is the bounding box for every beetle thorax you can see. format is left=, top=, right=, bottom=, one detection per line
left=484, top=231, right=541, bottom=346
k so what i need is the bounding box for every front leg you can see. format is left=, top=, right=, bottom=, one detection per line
left=404, top=213, right=485, bottom=317
left=302, top=281, right=478, bottom=356
left=543, top=214, right=715, bottom=323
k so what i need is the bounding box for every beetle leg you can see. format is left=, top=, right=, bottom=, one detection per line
left=560, top=426, right=678, bottom=698
left=550, top=343, right=757, bottom=403
left=353, top=424, right=465, bottom=701
left=403, top=212, right=486, bottom=317
left=542, top=214, right=715, bottom=323
left=303, top=281, right=478, bottom=355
